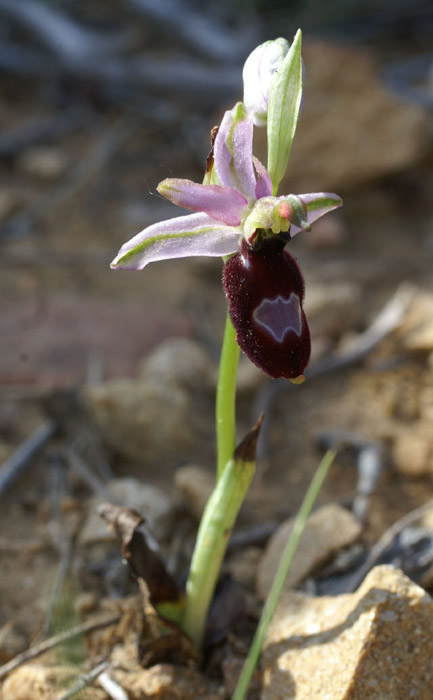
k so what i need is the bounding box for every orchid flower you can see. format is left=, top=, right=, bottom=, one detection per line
left=111, top=102, right=341, bottom=379
left=111, top=35, right=342, bottom=381
left=111, top=102, right=339, bottom=270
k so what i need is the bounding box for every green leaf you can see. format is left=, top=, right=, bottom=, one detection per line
left=267, top=29, right=303, bottom=195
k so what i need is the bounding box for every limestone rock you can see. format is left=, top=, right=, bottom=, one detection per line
left=174, top=464, right=215, bottom=520
left=304, top=282, right=362, bottom=337
left=17, top=146, right=69, bottom=180
left=0, top=190, right=19, bottom=222
left=257, top=504, right=361, bottom=599
left=255, top=41, right=430, bottom=192
left=84, top=370, right=212, bottom=465
left=226, top=546, right=262, bottom=590
left=111, top=661, right=221, bottom=700
left=392, top=425, right=433, bottom=477
left=139, top=337, right=214, bottom=392
left=263, top=565, right=433, bottom=700
left=80, top=478, right=172, bottom=544
left=235, top=357, right=267, bottom=394
left=397, top=291, right=433, bottom=352
left=2, top=664, right=107, bottom=700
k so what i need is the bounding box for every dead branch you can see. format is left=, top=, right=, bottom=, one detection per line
left=0, top=0, right=130, bottom=66
left=0, top=421, right=56, bottom=497
left=124, top=0, right=257, bottom=62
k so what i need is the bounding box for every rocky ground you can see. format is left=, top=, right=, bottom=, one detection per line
left=2, top=4, right=433, bottom=698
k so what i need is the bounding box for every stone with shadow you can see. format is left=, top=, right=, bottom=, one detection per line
left=263, top=565, right=433, bottom=700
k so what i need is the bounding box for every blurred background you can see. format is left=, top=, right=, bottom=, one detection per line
left=2, top=0, right=433, bottom=654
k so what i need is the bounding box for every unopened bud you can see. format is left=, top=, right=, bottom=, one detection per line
left=243, top=38, right=289, bottom=127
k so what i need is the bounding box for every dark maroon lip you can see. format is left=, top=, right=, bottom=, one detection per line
left=223, top=237, right=311, bottom=380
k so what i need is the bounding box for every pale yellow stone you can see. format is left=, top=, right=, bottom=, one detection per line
left=17, top=146, right=69, bottom=180
left=263, top=566, right=433, bottom=700
left=174, top=465, right=215, bottom=520
left=392, top=425, right=433, bottom=477
left=112, top=662, right=222, bottom=700
left=398, top=292, right=433, bottom=352
left=257, top=504, right=362, bottom=599
left=2, top=665, right=107, bottom=700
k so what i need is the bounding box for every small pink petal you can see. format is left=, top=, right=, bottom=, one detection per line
left=214, top=103, right=257, bottom=199
left=253, top=156, right=273, bottom=199
left=111, top=213, right=241, bottom=270
left=158, top=178, right=248, bottom=226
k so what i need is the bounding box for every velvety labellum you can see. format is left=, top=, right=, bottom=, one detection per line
left=253, top=293, right=302, bottom=341
left=223, top=238, right=311, bottom=379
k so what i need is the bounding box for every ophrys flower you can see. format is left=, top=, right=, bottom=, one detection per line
left=111, top=34, right=342, bottom=380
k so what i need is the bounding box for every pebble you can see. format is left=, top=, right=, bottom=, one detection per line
left=304, top=282, right=362, bottom=337
left=398, top=291, right=433, bottom=352
left=174, top=465, right=215, bottom=520
left=2, top=664, right=107, bottom=700
left=16, top=146, right=69, bottom=180
left=79, top=478, right=172, bottom=544
left=85, top=338, right=214, bottom=465
left=226, top=546, right=262, bottom=590
left=392, top=425, right=433, bottom=477
left=235, top=357, right=267, bottom=394
left=84, top=375, right=210, bottom=465
left=0, top=190, right=19, bottom=222
left=111, top=662, right=222, bottom=700
left=139, top=337, right=214, bottom=392
left=257, top=504, right=362, bottom=599
left=262, top=565, right=433, bottom=700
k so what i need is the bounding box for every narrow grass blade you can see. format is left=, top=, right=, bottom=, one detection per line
left=231, top=448, right=336, bottom=700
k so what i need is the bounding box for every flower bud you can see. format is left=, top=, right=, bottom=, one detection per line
left=243, top=38, right=289, bottom=127
left=223, top=238, right=310, bottom=380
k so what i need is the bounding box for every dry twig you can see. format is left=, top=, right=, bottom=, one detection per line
left=54, top=661, right=109, bottom=700
left=0, top=615, right=120, bottom=680
left=0, top=421, right=56, bottom=497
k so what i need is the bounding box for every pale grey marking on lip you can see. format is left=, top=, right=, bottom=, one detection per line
left=253, top=293, right=302, bottom=342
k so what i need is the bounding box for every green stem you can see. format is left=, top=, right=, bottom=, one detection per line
left=231, top=449, right=336, bottom=700
left=216, top=313, right=240, bottom=480
left=181, top=445, right=256, bottom=648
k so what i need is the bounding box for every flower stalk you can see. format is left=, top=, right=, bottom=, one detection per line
left=216, top=312, right=240, bottom=480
